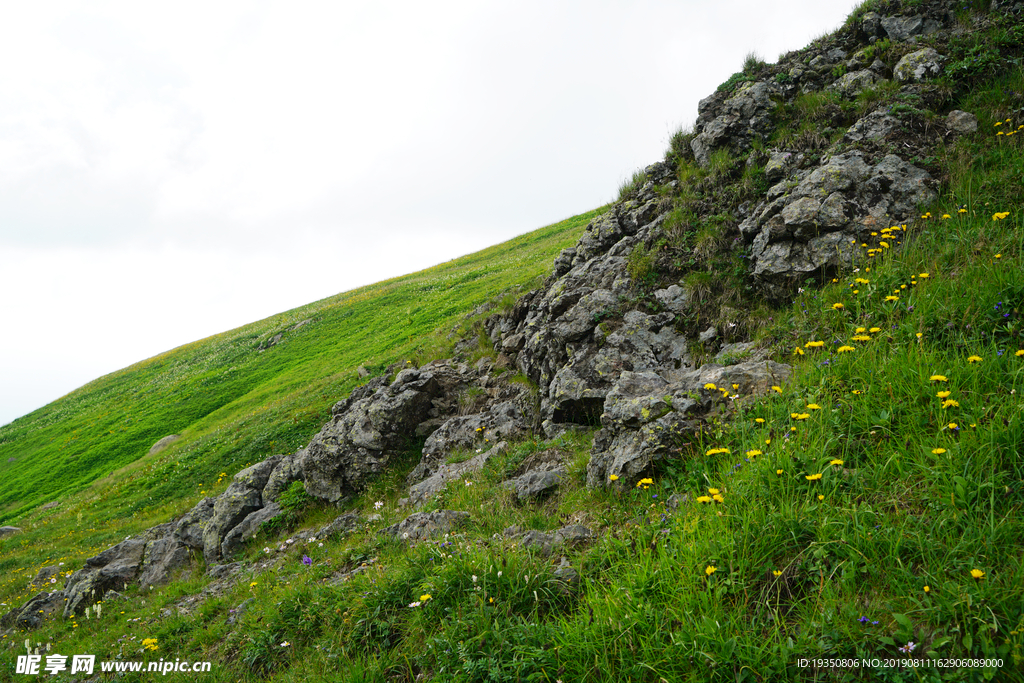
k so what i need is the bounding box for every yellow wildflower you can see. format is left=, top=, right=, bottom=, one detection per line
left=705, top=565, right=717, bottom=576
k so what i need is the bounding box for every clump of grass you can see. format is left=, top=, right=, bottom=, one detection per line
left=617, top=169, right=648, bottom=202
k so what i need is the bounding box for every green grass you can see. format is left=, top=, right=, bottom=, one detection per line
left=0, top=206, right=608, bottom=525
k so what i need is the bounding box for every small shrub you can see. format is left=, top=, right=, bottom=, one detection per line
left=627, top=241, right=657, bottom=284
left=279, top=480, right=312, bottom=512
left=743, top=51, right=767, bottom=74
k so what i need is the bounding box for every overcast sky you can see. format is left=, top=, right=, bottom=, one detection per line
left=0, top=0, right=858, bottom=427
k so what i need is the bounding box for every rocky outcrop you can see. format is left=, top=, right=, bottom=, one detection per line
left=743, top=151, right=936, bottom=296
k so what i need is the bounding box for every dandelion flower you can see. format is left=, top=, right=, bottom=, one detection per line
left=924, top=585, right=930, bottom=593
left=755, top=418, right=765, bottom=424
left=967, top=355, right=982, bottom=363
left=708, top=488, right=720, bottom=495
left=420, top=593, right=433, bottom=602
left=929, top=375, right=948, bottom=382
left=868, top=327, right=881, bottom=333
left=1016, top=350, right=1024, bottom=357
left=608, top=474, right=619, bottom=482
left=970, top=569, right=985, bottom=581
left=793, top=347, right=805, bottom=356
left=885, top=295, right=899, bottom=302
left=773, top=570, right=782, bottom=577
left=746, top=449, right=763, bottom=457
left=936, top=390, right=951, bottom=398
left=712, top=494, right=725, bottom=503
left=832, top=303, right=844, bottom=310
left=830, top=459, right=843, bottom=466
left=807, top=403, right=821, bottom=410
left=771, top=385, right=782, bottom=393
left=705, top=565, right=717, bottom=576
left=696, top=495, right=712, bottom=504
left=817, top=494, right=825, bottom=501
left=703, top=383, right=717, bottom=390
left=805, top=473, right=822, bottom=481
left=948, top=423, right=958, bottom=430
left=837, top=345, right=856, bottom=353
left=805, top=340, right=825, bottom=348
left=776, top=469, right=784, bottom=475
left=942, top=399, right=960, bottom=408
left=852, top=335, right=872, bottom=342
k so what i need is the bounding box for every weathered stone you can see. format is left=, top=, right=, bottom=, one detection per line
left=880, top=15, right=940, bottom=42
left=202, top=483, right=262, bottom=563
left=13, top=591, right=65, bottom=629
left=0, top=526, right=22, bottom=537
left=894, top=48, right=945, bottom=83
left=174, top=497, right=215, bottom=550
left=382, top=511, right=470, bottom=543
left=318, top=512, right=362, bottom=538
left=148, top=434, right=181, bottom=455
left=220, top=502, right=283, bottom=559
left=503, top=468, right=565, bottom=502
left=827, top=69, right=876, bottom=96
left=33, top=565, right=61, bottom=585
left=262, top=452, right=302, bottom=503
left=946, top=110, right=978, bottom=134
left=653, top=284, right=689, bottom=315
left=406, top=441, right=507, bottom=505
left=551, top=556, right=580, bottom=596
left=138, top=534, right=192, bottom=588
left=845, top=108, right=900, bottom=143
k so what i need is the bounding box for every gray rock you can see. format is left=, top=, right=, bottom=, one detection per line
left=601, top=371, right=674, bottom=428
left=653, top=284, right=689, bottom=315
left=202, top=483, right=262, bottom=563
left=147, top=434, right=181, bottom=455
left=0, top=526, right=21, bottom=537
left=382, top=510, right=471, bottom=543
left=666, top=493, right=689, bottom=510
left=699, top=326, right=719, bottom=344
left=220, top=502, right=283, bottom=558
left=357, top=366, right=370, bottom=378
left=827, top=69, right=876, bottom=96
left=691, top=81, right=780, bottom=166
left=946, top=110, right=978, bottom=134
left=33, top=565, right=61, bottom=585
left=714, top=342, right=770, bottom=365
left=503, top=468, right=565, bottom=502
left=138, top=533, right=192, bottom=588
left=764, top=151, right=795, bottom=183
left=13, top=591, right=65, bottom=629
left=407, top=441, right=507, bottom=505
left=845, top=108, right=900, bottom=143
left=551, top=557, right=580, bottom=596
left=262, top=452, right=302, bottom=503
left=206, top=562, right=244, bottom=580
left=748, top=152, right=935, bottom=293
left=861, top=11, right=882, bottom=39
left=174, top=497, right=215, bottom=550
left=318, top=512, right=361, bottom=539
left=880, top=15, right=940, bottom=42
left=894, top=48, right=945, bottom=82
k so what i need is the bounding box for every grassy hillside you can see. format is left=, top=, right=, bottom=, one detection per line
left=3, top=1, right=1024, bottom=681
left=0, top=207, right=606, bottom=524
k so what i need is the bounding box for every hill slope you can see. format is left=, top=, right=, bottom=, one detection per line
left=3, top=0, right=1024, bottom=681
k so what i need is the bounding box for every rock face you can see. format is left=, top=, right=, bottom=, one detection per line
left=742, top=151, right=936, bottom=296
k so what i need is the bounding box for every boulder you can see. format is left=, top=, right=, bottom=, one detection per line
left=844, top=108, right=900, bottom=143
left=202, top=483, right=263, bottom=563
left=382, top=511, right=471, bottom=543
left=946, top=110, right=978, bottom=134
left=827, top=69, right=877, bottom=96
left=0, top=526, right=21, bottom=538
left=220, top=502, right=283, bottom=558
left=13, top=591, right=65, bottom=629
left=894, top=48, right=945, bottom=82
left=174, top=497, right=216, bottom=550
left=405, top=441, right=507, bottom=505
left=147, top=434, right=181, bottom=455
